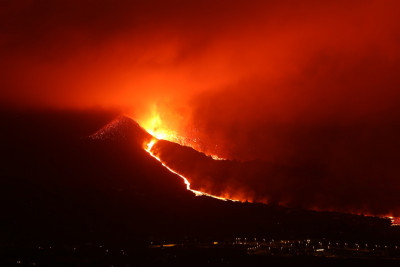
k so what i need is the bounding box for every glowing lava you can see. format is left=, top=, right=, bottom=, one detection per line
left=142, top=110, right=185, bottom=144
left=140, top=109, right=226, bottom=160
left=388, top=216, right=400, bottom=226
left=145, top=138, right=235, bottom=201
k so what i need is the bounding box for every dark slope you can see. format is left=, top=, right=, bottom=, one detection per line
left=0, top=110, right=396, bottom=247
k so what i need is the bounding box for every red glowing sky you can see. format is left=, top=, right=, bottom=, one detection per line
left=1, top=0, right=400, bottom=216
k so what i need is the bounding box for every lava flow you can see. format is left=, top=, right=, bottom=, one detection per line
left=139, top=114, right=400, bottom=224
left=145, top=138, right=236, bottom=202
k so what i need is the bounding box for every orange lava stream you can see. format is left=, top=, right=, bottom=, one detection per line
left=145, top=139, right=237, bottom=202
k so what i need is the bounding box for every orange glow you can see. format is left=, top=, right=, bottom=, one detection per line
left=388, top=216, right=400, bottom=226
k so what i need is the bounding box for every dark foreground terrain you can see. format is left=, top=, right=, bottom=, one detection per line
left=2, top=239, right=400, bottom=266
left=0, top=109, right=399, bottom=266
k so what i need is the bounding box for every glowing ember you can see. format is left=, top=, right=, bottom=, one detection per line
left=144, top=137, right=236, bottom=202
left=210, top=154, right=225, bottom=161
left=146, top=139, right=156, bottom=151
left=388, top=216, right=400, bottom=226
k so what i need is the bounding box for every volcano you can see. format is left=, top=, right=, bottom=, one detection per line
left=0, top=109, right=397, bottom=248
left=89, top=114, right=153, bottom=145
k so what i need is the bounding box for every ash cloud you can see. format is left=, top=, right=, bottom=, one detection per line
left=1, top=0, right=400, bottom=215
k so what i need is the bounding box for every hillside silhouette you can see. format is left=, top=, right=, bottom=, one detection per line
left=0, top=109, right=396, bottom=247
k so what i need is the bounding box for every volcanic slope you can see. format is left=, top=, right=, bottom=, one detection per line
left=0, top=110, right=395, bottom=246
